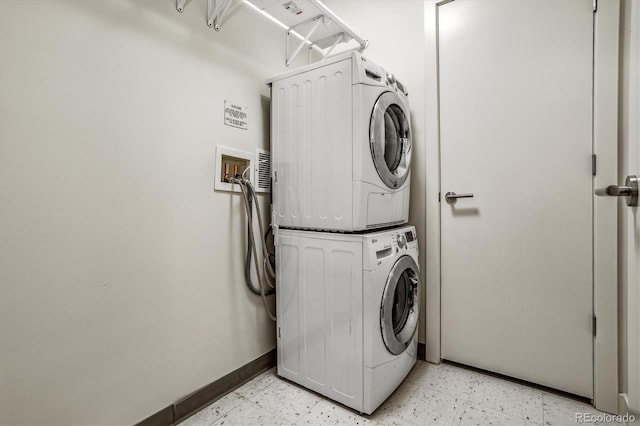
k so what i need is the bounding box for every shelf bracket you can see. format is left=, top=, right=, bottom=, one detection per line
left=208, top=0, right=235, bottom=31
left=308, top=0, right=368, bottom=50
left=176, top=0, right=188, bottom=13
left=286, top=15, right=327, bottom=67
left=309, top=32, right=350, bottom=62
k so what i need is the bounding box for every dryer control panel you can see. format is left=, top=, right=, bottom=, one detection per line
left=363, top=226, right=418, bottom=271
left=354, top=52, right=409, bottom=96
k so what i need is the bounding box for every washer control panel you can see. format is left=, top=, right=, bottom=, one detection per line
left=364, top=226, right=418, bottom=270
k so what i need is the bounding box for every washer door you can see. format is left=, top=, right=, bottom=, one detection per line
left=380, top=255, right=420, bottom=355
left=369, top=91, right=412, bottom=189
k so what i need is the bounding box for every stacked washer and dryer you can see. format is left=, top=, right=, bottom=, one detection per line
left=267, top=52, right=420, bottom=414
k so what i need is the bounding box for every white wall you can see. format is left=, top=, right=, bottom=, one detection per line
left=0, top=1, right=308, bottom=424
left=322, top=0, right=428, bottom=343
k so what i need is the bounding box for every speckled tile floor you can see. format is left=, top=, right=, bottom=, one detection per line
left=178, top=361, right=629, bottom=426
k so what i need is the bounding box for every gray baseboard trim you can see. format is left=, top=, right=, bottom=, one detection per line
left=136, top=405, right=174, bottom=426
left=418, top=342, right=426, bottom=361
left=135, top=349, right=276, bottom=426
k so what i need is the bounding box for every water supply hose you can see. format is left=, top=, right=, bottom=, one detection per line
left=231, top=176, right=276, bottom=321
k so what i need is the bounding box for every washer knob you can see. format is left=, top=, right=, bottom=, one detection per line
left=397, top=234, right=406, bottom=249
left=387, top=73, right=396, bottom=84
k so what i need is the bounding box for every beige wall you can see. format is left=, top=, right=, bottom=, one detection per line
left=322, top=0, right=428, bottom=343
left=0, top=0, right=309, bottom=423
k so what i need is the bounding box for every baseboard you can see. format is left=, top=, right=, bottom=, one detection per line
left=418, top=342, right=426, bottom=360
left=135, top=349, right=276, bottom=426
left=136, top=405, right=174, bottom=426
left=138, top=342, right=422, bottom=425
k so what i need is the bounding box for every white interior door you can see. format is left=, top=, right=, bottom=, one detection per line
left=439, top=0, right=594, bottom=397
left=619, top=0, right=640, bottom=414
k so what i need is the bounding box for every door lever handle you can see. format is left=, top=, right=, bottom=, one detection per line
left=445, top=192, right=474, bottom=204
left=595, top=185, right=633, bottom=196
left=595, top=175, right=638, bottom=207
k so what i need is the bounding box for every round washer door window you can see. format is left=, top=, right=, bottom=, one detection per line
left=370, top=91, right=412, bottom=189
left=380, top=255, right=420, bottom=355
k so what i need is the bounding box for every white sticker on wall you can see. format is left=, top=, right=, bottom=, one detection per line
left=224, top=101, right=248, bottom=130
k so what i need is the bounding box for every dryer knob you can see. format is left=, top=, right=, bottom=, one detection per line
left=387, top=73, right=396, bottom=84
left=397, top=234, right=406, bottom=249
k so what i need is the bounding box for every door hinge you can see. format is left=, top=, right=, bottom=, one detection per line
left=278, top=327, right=281, bottom=338
left=592, top=315, right=597, bottom=336
left=592, top=154, right=597, bottom=176
left=593, top=0, right=597, bottom=12
left=438, top=192, right=441, bottom=203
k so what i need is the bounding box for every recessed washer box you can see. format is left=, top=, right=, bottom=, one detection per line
left=214, top=146, right=254, bottom=193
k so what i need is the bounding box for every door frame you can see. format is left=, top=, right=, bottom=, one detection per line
left=423, top=0, right=620, bottom=413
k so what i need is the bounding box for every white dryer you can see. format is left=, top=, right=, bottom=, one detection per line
left=275, top=226, right=420, bottom=414
left=267, top=52, right=412, bottom=232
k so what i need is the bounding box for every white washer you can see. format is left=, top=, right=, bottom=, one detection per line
left=267, top=52, right=412, bottom=232
left=275, top=226, right=420, bottom=414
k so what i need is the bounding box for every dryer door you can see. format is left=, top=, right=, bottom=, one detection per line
left=370, top=91, right=412, bottom=189
left=380, top=255, right=420, bottom=355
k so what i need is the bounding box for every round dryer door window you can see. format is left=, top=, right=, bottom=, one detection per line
left=370, top=91, right=412, bottom=189
left=380, top=255, right=420, bottom=355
